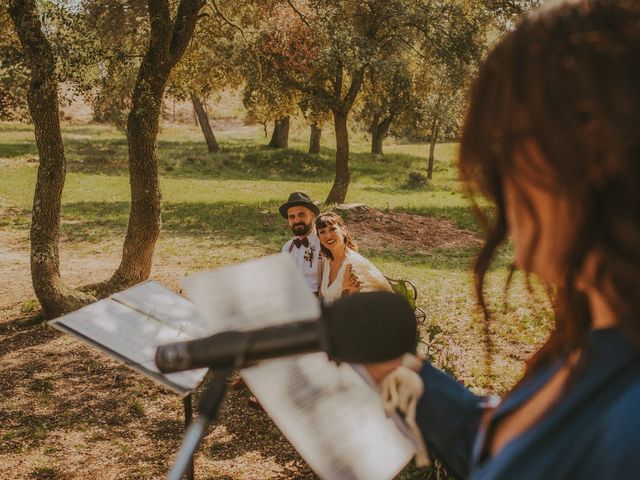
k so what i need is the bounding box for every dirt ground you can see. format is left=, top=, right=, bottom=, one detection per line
left=341, top=205, right=480, bottom=252
left=0, top=210, right=480, bottom=480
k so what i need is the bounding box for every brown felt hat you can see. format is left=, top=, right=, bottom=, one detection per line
left=279, top=192, right=320, bottom=218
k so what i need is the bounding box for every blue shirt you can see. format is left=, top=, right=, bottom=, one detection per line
left=416, top=328, right=640, bottom=479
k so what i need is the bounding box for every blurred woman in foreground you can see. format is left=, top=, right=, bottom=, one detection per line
left=370, top=1, right=640, bottom=478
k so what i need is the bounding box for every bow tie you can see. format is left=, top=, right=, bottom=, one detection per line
left=293, top=237, right=310, bottom=248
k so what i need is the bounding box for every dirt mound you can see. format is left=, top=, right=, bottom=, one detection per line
left=336, top=204, right=481, bottom=252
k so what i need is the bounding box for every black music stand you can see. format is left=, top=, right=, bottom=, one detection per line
left=168, top=368, right=233, bottom=480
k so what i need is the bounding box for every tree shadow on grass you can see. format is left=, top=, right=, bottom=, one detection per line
left=159, top=144, right=335, bottom=182
left=64, top=138, right=129, bottom=175
left=162, top=201, right=287, bottom=242
left=4, top=131, right=439, bottom=195
left=349, top=151, right=416, bottom=183
left=0, top=323, right=177, bottom=444
left=0, top=318, right=313, bottom=478
left=0, top=323, right=213, bottom=479
left=0, top=322, right=59, bottom=359
left=60, top=201, right=290, bottom=249
left=59, top=136, right=337, bottom=183
left=0, top=141, right=36, bottom=158
left=197, top=380, right=315, bottom=477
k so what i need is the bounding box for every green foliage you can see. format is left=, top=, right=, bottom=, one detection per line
left=60, top=0, right=151, bottom=129
left=0, top=9, right=29, bottom=121
left=488, top=0, right=544, bottom=26
left=128, top=399, right=146, bottom=417
left=167, top=4, right=242, bottom=103
left=31, top=466, right=59, bottom=479
left=404, top=171, right=430, bottom=190
left=20, top=298, right=40, bottom=315
left=386, top=277, right=418, bottom=311
left=90, top=62, right=137, bottom=130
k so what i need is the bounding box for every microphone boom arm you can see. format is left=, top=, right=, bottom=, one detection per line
left=156, top=319, right=326, bottom=373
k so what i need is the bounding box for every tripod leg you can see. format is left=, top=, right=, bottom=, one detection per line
left=168, top=368, right=232, bottom=480
left=183, top=394, right=194, bottom=480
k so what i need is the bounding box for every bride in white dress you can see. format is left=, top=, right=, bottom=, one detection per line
left=315, top=212, right=391, bottom=303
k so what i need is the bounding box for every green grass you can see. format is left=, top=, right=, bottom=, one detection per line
left=0, top=120, right=552, bottom=395
left=0, top=119, right=554, bottom=480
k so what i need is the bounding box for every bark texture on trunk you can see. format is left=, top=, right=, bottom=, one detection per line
left=427, top=119, right=439, bottom=180
left=268, top=117, right=290, bottom=148
left=370, top=112, right=394, bottom=155
left=99, top=0, right=204, bottom=295
left=308, top=124, right=321, bottom=154
left=325, top=112, right=350, bottom=204
left=324, top=65, right=364, bottom=204
left=191, top=94, right=220, bottom=153
left=9, top=0, right=94, bottom=318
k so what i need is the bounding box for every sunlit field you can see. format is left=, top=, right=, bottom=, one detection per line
left=0, top=119, right=552, bottom=479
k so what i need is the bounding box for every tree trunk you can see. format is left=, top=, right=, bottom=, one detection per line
left=371, top=133, right=382, bottom=155
left=308, top=124, right=321, bottom=154
left=191, top=94, right=220, bottom=153
left=325, top=112, right=350, bottom=204
left=427, top=119, right=439, bottom=180
left=370, top=113, right=381, bottom=154
left=108, top=76, right=164, bottom=292
left=268, top=116, right=290, bottom=148
left=9, top=0, right=94, bottom=318
left=98, top=0, right=204, bottom=295
left=370, top=112, right=394, bottom=155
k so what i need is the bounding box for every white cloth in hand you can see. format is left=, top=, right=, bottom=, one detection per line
left=380, top=354, right=430, bottom=467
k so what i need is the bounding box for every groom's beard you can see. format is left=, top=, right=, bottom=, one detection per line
left=291, top=222, right=311, bottom=236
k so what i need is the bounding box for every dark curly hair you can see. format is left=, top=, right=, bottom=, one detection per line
left=459, top=0, right=640, bottom=378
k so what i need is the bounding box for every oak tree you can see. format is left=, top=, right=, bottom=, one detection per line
left=8, top=0, right=95, bottom=317
left=98, top=0, right=205, bottom=294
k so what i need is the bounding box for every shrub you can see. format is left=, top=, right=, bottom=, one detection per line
left=403, top=171, right=430, bottom=190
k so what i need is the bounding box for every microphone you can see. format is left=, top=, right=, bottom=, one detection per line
left=155, top=291, right=416, bottom=373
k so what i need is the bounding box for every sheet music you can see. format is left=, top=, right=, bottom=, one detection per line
left=111, top=280, right=213, bottom=337
left=183, top=254, right=321, bottom=331
left=243, top=355, right=415, bottom=480
left=49, top=283, right=207, bottom=395
left=182, top=253, right=416, bottom=479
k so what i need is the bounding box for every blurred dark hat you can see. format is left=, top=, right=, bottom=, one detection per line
left=279, top=192, right=320, bottom=218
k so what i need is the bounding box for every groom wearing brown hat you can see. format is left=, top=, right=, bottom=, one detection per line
left=280, top=192, right=321, bottom=295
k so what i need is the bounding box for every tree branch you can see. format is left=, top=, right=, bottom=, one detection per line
left=147, top=0, right=171, bottom=41
left=8, top=0, right=55, bottom=79
left=268, top=64, right=335, bottom=109
left=285, top=0, right=312, bottom=31
left=333, top=61, right=343, bottom=101
left=169, top=0, right=206, bottom=65
left=394, top=35, right=427, bottom=59
left=342, top=66, right=365, bottom=112
left=207, top=0, right=249, bottom=45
